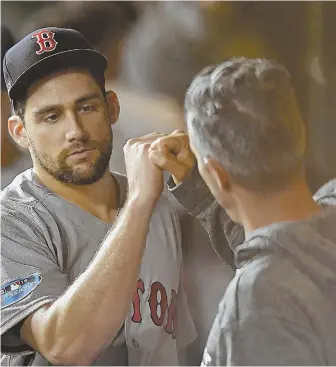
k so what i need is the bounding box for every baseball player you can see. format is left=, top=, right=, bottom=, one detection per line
left=1, top=27, right=196, bottom=366
left=149, top=58, right=336, bottom=365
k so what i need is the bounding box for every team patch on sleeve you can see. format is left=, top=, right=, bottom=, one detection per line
left=1, top=273, right=42, bottom=309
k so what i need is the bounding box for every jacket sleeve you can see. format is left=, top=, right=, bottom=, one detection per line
left=168, top=167, right=245, bottom=269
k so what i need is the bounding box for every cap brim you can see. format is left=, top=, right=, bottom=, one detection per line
left=9, top=48, right=107, bottom=100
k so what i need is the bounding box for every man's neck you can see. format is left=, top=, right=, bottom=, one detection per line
left=34, top=167, right=119, bottom=223
left=237, top=179, right=322, bottom=235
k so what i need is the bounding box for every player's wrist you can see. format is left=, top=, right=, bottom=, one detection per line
left=126, top=191, right=159, bottom=213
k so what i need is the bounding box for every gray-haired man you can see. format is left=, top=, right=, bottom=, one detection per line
left=149, top=58, right=336, bottom=365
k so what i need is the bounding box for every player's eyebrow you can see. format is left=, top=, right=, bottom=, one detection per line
left=74, top=92, right=102, bottom=105
left=32, top=93, right=102, bottom=117
left=32, top=105, right=59, bottom=116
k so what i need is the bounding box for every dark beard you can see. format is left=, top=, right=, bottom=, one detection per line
left=31, top=139, right=113, bottom=185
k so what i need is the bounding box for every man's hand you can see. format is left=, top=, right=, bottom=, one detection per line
left=124, top=133, right=165, bottom=206
left=149, top=130, right=196, bottom=185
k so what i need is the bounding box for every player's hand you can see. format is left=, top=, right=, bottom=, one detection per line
left=148, top=130, right=196, bottom=185
left=124, top=133, right=166, bottom=207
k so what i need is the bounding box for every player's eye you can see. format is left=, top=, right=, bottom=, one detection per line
left=44, top=113, right=59, bottom=123
left=80, top=104, right=96, bottom=113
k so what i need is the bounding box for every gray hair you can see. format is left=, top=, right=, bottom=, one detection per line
left=185, top=57, right=306, bottom=191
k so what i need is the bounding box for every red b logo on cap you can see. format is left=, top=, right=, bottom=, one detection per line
left=32, top=30, right=58, bottom=55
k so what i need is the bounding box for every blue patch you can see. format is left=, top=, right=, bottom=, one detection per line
left=1, top=273, right=42, bottom=309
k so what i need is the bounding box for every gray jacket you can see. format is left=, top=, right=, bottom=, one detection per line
left=169, top=170, right=336, bottom=366
left=169, top=168, right=336, bottom=268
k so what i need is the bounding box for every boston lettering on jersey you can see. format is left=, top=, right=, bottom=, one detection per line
left=132, top=278, right=177, bottom=339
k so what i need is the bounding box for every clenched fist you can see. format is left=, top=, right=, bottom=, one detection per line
left=124, top=133, right=166, bottom=206
left=148, top=130, right=196, bottom=185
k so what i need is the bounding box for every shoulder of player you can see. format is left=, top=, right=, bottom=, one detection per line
left=1, top=171, right=58, bottom=236
left=219, top=254, right=309, bottom=327
left=1, top=168, right=50, bottom=206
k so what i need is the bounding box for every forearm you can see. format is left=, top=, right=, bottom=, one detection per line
left=168, top=167, right=243, bottom=268
left=22, top=196, right=155, bottom=365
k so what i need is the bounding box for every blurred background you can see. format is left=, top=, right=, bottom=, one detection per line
left=2, top=1, right=336, bottom=364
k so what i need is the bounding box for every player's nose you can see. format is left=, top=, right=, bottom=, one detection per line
left=65, top=112, right=89, bottom=142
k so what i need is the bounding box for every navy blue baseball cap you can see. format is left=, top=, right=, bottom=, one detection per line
left=3, top=27, right=107, bottom=104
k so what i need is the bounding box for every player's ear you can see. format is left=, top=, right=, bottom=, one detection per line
left=200, top=157, right=232, bottom=194
left=105, top=90, right=120, bottom=125
left=8, top=115, right=30, bottom=149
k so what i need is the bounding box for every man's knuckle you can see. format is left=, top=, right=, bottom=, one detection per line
left=155, top=137, right=166, bottom=147
left=143, top=142, right=151, bottom=149
left=172, top=129, right=185, bottom=135
left=125, top=138, right=135, bottom=147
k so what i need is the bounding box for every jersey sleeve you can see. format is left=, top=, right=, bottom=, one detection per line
left=1, top=205, right=70, bottom=355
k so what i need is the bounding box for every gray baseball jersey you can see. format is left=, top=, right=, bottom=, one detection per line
left=170, top=170, right=336, bottom=365
left=1, top=169, right=196, bottom=366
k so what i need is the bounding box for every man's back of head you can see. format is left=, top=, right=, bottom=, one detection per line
left=185, top=57, right=306, bottom=192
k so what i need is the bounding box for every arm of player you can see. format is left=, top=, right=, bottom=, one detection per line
left=20, top=136, right=165, bottom=365
left=149, top=131, right=244, bottom=268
